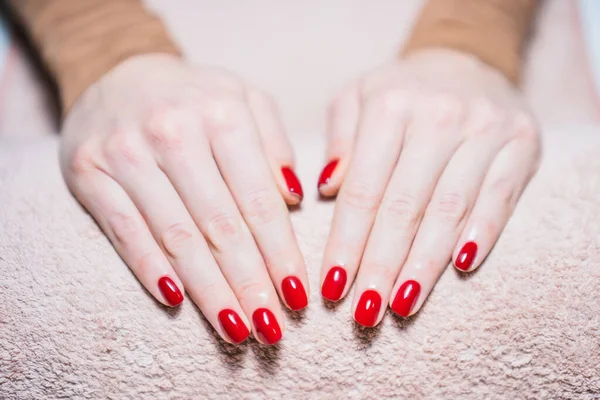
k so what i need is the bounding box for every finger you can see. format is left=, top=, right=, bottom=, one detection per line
left=351, top=112, right=463, bottom=326
left=143, top=108, right=288, bottom=344
left=453, top=133, right=540, bottom=272
left=389, top=125, right=510, bottom=318
left=318, top=83, right=361, bottom=197
left=246, top=88, right=303, bottom=205
left=320, top=92, right=409, bottom=304
left=103, top=136, right=255, bottom=345
left=71, top=170, right=184, bottom=308
left=207, top=102, right=309, bottom=315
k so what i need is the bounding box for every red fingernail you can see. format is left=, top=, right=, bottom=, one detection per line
left=321, top=266, right=347, bottom=301
left=281, top=167, right=304, bottom=200
left=391, top=280, right=421, bottom=317
left=354, top=290, right=382, bottom=327
left=252, top=308, right=282, bottom=345
left=218, top=309, right=250, bottom=344
left=281, top=276, right=308, bottom=310
left=158, top=276, right=183, bottom=306
left=317, top=159, right=339, bottom=189
left=455, top=241, right=478, bottom=271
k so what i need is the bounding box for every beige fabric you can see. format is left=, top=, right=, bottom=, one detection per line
left=404, top=0, right=540, bottom=84
left=6, top=0, right=181, bottom=113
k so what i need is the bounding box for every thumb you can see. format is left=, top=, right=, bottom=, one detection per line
left=318, top=83, right=360, bottom=197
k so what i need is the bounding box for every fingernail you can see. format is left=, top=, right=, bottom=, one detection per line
left=321, top=266, right=347, bottom=301
left=158, top=276, right=183, bottom=306
left=354, top=290, right=382, bottom=327
left=455, top=241, right=478, bottom=271
left=252, top=308, right=282, bottom=345
left=281, top=166, right=304, bottom=200
left=281, top=276, right=308, bottom=310
left=218, top=309, right=250, bottom=344
left=391, top=280, right=421, bottom=317
left=317, top=159, right=339, bottom=189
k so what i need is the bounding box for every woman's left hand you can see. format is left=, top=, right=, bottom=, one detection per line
left=317, top=48, right=541, bottom=326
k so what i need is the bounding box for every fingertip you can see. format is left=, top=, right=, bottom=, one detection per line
left=317, top=159, right=340, bottom=194
left=281, top=166, right=304, bottom=203
left=157, top=276, right=184, bottom=307
left=454, top=241, right=478, bottom=272
left=218, top=309, right=251, bottom=345
left=390, top=279, right=421, bottom=318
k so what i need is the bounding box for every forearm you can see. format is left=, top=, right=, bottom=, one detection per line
left=403, top=0, right=540, bottom=84
left=5, top=0, right=181, bottom=113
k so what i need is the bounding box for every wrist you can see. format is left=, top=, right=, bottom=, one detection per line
left=402, top=0, right=540, bottom=85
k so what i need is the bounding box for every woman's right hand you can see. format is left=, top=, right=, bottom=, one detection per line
left=60, top=54, right=308, bottom=345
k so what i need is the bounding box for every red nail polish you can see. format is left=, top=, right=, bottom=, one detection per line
left=354, top=290, right=382, bottom=327
left=281, top=276, right=308, bottom=310
left=252, top=308, right=282, bottom=345
left=158, top=276, right=183, bottom=306
left=317, top=159, right=339, bottom=189
left=391, top=280, right=421, bottom=317
left=321, top=266, right=347, bottom=301
left=218, top=309, right=250, bottom=344
left=455, top=241, right=478, bottom=271
left=281, top=167, right=304, bottom=200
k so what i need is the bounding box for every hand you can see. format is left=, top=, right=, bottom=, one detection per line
left=60, top=54, right=308, bottom=345
left=318, top=49, right=541, bottom=326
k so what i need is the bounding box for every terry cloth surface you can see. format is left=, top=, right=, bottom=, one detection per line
left=1, top=1, right=599, bottom=398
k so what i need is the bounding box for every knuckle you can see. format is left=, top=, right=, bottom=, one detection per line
left=200, top=95, right=246, bottom=132
left=362, top=258, right=398, bottom=282
left=382, top=192, right=423, bottom=226
left=104, top=129, right=149, bottom=168
left=340, top=180, right=381, bottom=212
left=513, top=112, right=540, bottom=141
left=136, top=251, right=159, bottom=275
left=369, top=88, right=411, bottom=115
left=430, top=192, right=469, bottom=224
left=426, top=92, right=466, bottom=127
left=161, top=223, right=197, bottom=258
left=195, top=280, right=221, bottom=297
left=489, top=178, right=518, bottom=208
left=108, top=213, right=143, bottom=247
left=469, top=101, right=505, bottom=135
left=144, top=106, right=189, bottom=149
left=204, top=213, right=244, bottom=252
left=69, top=145, right=96, bottom=175
left=235, top=277, right=266, bottom=303
left=244, top=188, right=281, bottom=226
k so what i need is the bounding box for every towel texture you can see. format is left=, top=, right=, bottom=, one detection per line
left=1, top=1, right=599, bottom=399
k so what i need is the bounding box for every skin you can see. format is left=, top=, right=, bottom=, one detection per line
left=60, top=53, right=308, bottom=344
left=319, top=48, right=541, bottom=325
left=60, top=47, right=541, bottom=336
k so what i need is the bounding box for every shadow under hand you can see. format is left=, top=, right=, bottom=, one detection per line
left=284, top=306, right=307, bottom=327
left=192, top=305, right=248, bottom=370
left=352, top=314, right=384, bottom=349
left=249, top=338, right=281, bottom=376
left=390, top=309, right=420, bottom=331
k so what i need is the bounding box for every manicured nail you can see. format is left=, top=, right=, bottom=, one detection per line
left=317, top=159, right=339, bottom=189
left=321, top=266, right=347, bottom=301
left=158, top=276, right=183, bottom=306
left=391, top=280, right=421, bottom=317
left=455, top=241, right=478, bottom=271
left=354, top=290, right=382, bottom=327
left=218, top=309, right=250, bottom=344
left=281, top=276, right=308, bottom=310
left=281, top=166, right=304, bottom=200
left=252, top=308, right=282, bottom=345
